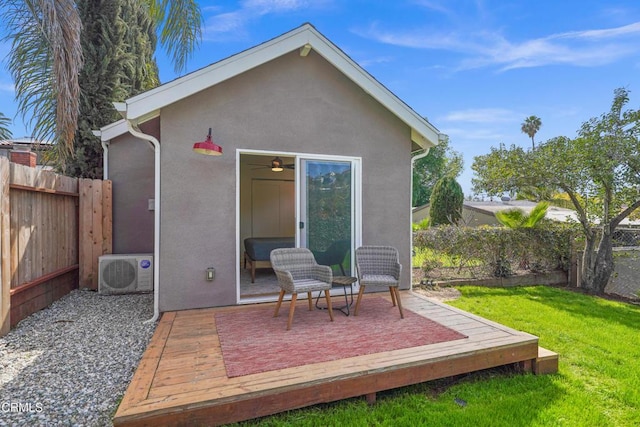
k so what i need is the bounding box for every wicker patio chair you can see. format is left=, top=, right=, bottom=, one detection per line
left=354, top=246, right=404, bottom=319
left=270, top=248, right=334, bottom=330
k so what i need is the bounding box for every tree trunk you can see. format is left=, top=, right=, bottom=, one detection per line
left=580, top=230, right=615, bottom=293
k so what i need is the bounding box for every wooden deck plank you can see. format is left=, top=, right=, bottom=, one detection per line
left=118, top=312, right=175, bottom=409
left=114, top=292, right=540, bottom=426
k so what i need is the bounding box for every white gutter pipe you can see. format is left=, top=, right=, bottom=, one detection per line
left=410, top=133, right=446, bottom=287
left=101, top=140, right=109, bottom=180
left=91, top=130, right=109, bottom=180
left=123, top=121, right=161, bottom=324
left=410, top=132, right=448, bottom=209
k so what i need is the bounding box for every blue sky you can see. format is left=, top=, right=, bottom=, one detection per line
left=1, top=0, right=640, bottom=195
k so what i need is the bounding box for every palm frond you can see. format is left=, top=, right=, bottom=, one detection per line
left=524, top=201, right=549, bottom=228
left=495, top=209, right=526, bottom=228
left=496, top=202, right=549, bottom=229
left=153, top=0, right=202, bottom=74
left=5, top=0, right=83, bottom=160
left=0, top=112, right=13, bottom=140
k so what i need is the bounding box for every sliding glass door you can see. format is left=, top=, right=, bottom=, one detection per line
left=299, top=158, right=357, bottom=276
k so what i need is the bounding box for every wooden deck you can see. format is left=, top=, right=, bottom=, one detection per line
left=113, top=292, right=544, bottom=426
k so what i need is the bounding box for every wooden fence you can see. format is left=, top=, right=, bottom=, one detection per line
left=0, top=157, right=111, bottom=335
left=79, top=178, right=113, bottom=290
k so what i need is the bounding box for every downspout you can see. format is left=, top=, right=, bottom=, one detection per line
left=410, top=132, right=446, bottom=288
left=101, top=141, right=109, bottom=180
left=410, top=132, right=447, bottom=213
left=410, top=148, right=431, bottom=216
left=410, top=147, right=430, bottom=288
left=91, top=130, right=109, bottom=180
left=123, top=121, right=161, bottom=324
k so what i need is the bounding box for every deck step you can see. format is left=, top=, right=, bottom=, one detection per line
left=534, top=346, right=559, bottom=375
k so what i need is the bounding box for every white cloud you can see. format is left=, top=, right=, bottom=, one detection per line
left=443, top=127, right=507, bottom=141
left=439, top=108, right=519, bottom=124
left=357, top=56, right=394, bottom=67
left=410, top=0, right=453, bottom=16
left=241, top=0, right=314, bottom=14
left=356, top=21, right=640, bottom=71
left=204, top=0, right=332, bottom=41
left=0, top=82, right=14, bottom=93
left=552, top=21, right=640, bottom=41
left=203, top=12, right=250, bottom=41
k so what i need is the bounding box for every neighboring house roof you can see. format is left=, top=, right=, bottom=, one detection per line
left=413, top=200, right=640, bottom=226
left=466, top=200, right=640, bottom=226
left=105, top=23, right=441, bottom=149
left=465, top=200, right=578, bottom=223
left=0, top=137, right=53, bottom=147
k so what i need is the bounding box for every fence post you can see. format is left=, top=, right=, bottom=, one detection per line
left=0, top=157, right=10, bottom=335
left=568, top=233, right=578, bottom=287
left=78, top=179, right=112, bottom=290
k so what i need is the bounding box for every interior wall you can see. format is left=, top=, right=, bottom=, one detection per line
left=250, top=180, right=295, bottom=237
left=239, top=154, right=295, bottom=263
left=158, top=50, right=413, bottom=312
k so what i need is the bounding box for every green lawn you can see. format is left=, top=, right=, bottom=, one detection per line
left=237, top=286, right=640, bottom=427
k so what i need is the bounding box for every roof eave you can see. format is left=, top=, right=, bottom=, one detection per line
left=120, top=23, right=440, bottom=148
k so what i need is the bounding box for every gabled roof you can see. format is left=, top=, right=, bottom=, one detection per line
left=110, top=23, right=441, bottom=148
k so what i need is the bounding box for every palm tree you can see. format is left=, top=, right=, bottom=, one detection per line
left=1, top=0, right=202, bottom=163
left=495, top=201, right=549, bottom=270
left=521, top=115, right=542, bottom=149
left=3, top=0, right=83, bottom=159
left=495, top=201, right=549, bottom=229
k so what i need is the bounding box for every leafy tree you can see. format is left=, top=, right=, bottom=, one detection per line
left=473, top=88, right=640, bottom=293
left=429, top=176, right=464, bottom=226
left=1, top=0, right=202, bottom=166
left=521, top=115, right=542, bottom=149
left=412, top=135, right=463, bottom=206
left=495, top=202, right=549, bottom=229
left=64, top=0, right=159, bottom=178
left=0, top=113, right=12, bottom=140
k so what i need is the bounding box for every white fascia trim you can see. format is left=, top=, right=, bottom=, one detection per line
left=98, top=119, right=129, bottom=141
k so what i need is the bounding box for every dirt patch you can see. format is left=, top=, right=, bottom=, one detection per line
left=412, top=285, right=462, bottom=302
left=412, top=267, right=462, bottom=302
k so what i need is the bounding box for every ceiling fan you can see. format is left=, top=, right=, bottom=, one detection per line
left=249, top=156, right=295, bottom=172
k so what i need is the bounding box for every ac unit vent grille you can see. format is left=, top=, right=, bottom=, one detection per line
left=102, top=259, right=137, bottom=289
left=98, top=254, right=153, bottom=295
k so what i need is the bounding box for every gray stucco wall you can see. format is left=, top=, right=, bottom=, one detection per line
left=155, top=50, right=414, bottom=311
left=108, top=119, right=157, bottom=254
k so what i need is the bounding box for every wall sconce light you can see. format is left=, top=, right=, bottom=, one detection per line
left=206, top=267, right=216, bottom=281
left=193, top=128, right=223, bottom=156
left=271, top=156, right=284, bottom=172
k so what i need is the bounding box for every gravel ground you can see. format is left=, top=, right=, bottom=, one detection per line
left=0, top=290, right=155, bottom=426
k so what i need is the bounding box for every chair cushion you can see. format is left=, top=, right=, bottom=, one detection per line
left=292, top=278, right=332, bottom=293
left=361, top=274, right=398, bottom=286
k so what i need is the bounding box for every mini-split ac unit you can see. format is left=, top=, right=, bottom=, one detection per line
left=98, top=254, right=153, bottom=295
